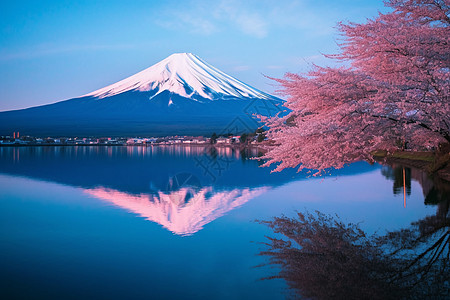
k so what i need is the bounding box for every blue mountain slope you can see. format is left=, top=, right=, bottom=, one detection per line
left=0, top=53, right=283, bottom=137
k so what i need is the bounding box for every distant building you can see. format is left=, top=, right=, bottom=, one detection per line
left=216, top=137, right=232, bottom=144
left=192, top=137, right=207, bottom=144
left=127, top=138, right=145, bottom=145
left=106, top=139, right=120, bottom=145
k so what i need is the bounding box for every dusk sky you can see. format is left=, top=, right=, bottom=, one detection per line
left=0, top=0, right=386, bottom=111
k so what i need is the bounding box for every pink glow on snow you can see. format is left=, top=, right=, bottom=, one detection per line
left=84, top=186, right=268, bottom=236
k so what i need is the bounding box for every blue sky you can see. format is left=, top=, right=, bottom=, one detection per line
left=0, top=0, right=386, bottom=111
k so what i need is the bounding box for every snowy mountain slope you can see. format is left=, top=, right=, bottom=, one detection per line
left=84, top=53, right=274, bottom=101
left=0, top=53, right=283, bottom=136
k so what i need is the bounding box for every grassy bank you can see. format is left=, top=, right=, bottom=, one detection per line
left=372, top=149, right=450, bottom=182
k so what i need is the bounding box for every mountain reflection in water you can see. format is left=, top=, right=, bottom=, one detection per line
left=1, top=145, right=447, bottom=299
left=0, top=145, right=376, bottom=236
left=84, top=186, right=267, bottom=236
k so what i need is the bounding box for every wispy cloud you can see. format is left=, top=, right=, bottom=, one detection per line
left=215, top=0, right=268, bottom=38
left=154, top=0, right=269, bottom=38
left=155, top=14, right=217, bottom=36
left=153, top=0, right=340, bottom=39
left=232, top=13, right=268, bottom=38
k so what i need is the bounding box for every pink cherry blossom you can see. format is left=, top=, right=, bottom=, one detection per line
left=261, top=0, right=449, bottom=174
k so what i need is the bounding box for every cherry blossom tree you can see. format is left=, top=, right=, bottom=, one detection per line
left=262, top=0, right=449, bottom=173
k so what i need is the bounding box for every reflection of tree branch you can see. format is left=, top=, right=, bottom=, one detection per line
left=259, top=206, right=449, bottom=299
left=390, top=230, right=449, bottom=285
left=386, top=218, right=448, bottom=256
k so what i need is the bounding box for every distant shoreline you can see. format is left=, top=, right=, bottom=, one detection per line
left=0, top=143, right=266, bottom=150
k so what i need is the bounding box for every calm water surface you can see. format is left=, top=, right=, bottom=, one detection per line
left=0, top=146, right=445, bottom=299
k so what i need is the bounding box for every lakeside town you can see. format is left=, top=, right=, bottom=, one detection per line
left=0, top=130, right=267, bottom=147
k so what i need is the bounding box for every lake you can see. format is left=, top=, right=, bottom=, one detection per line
left=0, top=146, right=447, bottom=299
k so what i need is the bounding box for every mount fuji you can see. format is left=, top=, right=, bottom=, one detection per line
left=0, top=53, right=283, bottom=137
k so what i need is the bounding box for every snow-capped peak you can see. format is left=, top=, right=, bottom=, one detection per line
left=84, top=53, right=273, bottom=100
